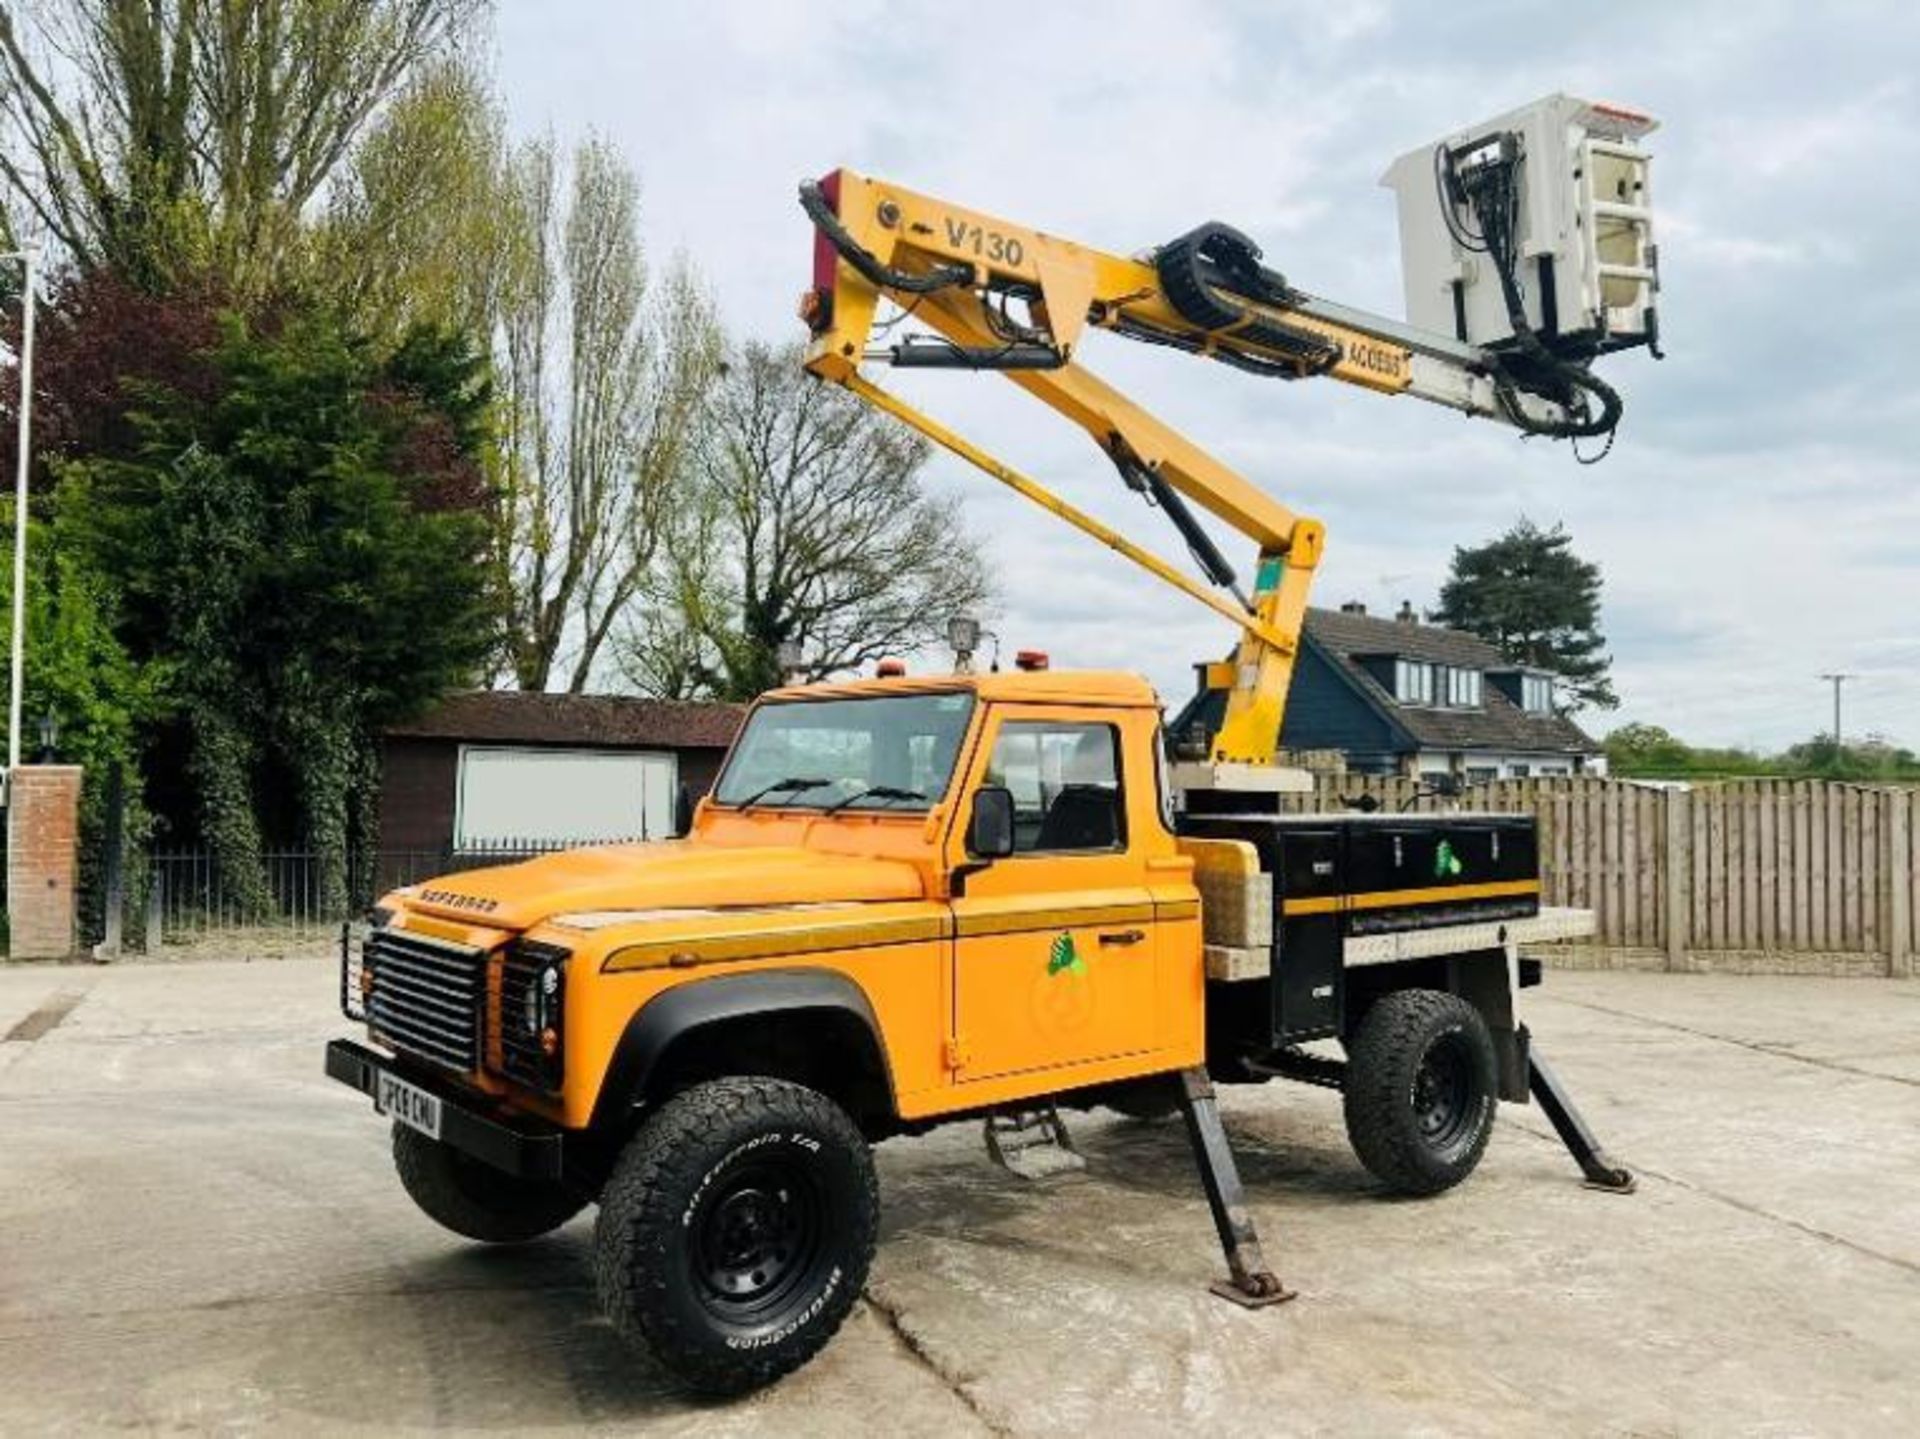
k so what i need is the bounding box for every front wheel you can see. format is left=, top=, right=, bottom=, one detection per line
left=1342, top=989, right=1497, bottom=1195
left=594, top=1076, right=878, bottom=1395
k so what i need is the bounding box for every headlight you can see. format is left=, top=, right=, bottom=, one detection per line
left=521, top=961, right=562, bottom=1040
left=502, top=941, right=569, bottom=1087
left=340, top=911, right=390, bottom=1021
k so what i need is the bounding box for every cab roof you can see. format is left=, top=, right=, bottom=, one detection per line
left=763, top=668, right=1162, bottom=708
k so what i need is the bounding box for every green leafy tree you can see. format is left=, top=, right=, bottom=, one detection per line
left=1602, top=722, right=1920, bottom=781
left=0, top=0, right=483, bottom=293
left=0, top=508, right=167, bottom=944
left=1603, top=722, right=1692, bottom=774
left=311, top=55, right=510, bottom=340
left=64, top=307, right=497, bottom=912
left=1782, top=731, right=1919, bottom=781
left=1433, top=518, right=1617, bottom=710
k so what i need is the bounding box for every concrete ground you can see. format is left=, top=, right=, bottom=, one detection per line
left=2, top=956, right=1917, bottom=1436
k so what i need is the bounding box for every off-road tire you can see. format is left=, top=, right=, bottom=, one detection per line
left=594, top=1076, right=878, bottom=1395
left=391, top=1123, right=585, bottom=1242
left=1342, top=989, right=1497, bottom=1195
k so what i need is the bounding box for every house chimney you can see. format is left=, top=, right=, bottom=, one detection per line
left=1396, top=600, right=1418, bottom=624
left=1340, top=600, right=1367, bottom=615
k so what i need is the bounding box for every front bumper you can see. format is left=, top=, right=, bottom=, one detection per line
left=325, top=1039, right=566, bottom=1181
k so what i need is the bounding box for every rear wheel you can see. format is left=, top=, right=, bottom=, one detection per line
left=594, top=1076, right=877, bottom=1395
left=391, top=1124, right=584, bottom=1243
left=1342, top=989, right=1497, bottom=1195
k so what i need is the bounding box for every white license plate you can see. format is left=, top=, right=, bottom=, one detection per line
left=375, top=1071, right=442, bottom=1139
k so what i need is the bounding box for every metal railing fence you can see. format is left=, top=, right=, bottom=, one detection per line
left=143, top=838, right=646, bottom=946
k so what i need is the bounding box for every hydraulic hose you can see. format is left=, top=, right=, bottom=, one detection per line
left=1441, top=142, right=1622, bottom=441
left=798, top=180, right=972, bottom=295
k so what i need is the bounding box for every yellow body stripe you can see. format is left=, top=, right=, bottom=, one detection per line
left=953, top=901, right=1156, bottom=940
left=603, top=913, right=950, bottom=973
left=1282, top=879, right=1540, bottom=917
left=601, top=898, right=1188, bottom=972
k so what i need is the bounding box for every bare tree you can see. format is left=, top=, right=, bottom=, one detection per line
left=494, top=133, right=721, bottom=692
left=623, top=342, right=995, bottom=701
left=0, top=0, right=482, bottom=290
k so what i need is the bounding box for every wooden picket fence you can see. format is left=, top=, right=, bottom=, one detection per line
left=1281, top=776, right=1918, bottom=976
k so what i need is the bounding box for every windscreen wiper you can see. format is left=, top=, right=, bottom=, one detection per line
left=734, top=776, right=831, bottom=812
left=820, top=784, right=928, bottom=816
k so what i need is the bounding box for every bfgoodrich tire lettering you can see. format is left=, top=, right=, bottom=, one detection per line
left=1342, top=989, right=1498, bottom=1195
left=594, top=1076, right=878, bottom=1395
left=391, top=1123, right=585, bottom=1243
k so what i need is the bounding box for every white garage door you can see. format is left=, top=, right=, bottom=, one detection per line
left=455, top=746, right=677, bottom=847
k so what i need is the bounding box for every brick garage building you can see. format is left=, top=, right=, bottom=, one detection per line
left=379, top=692, right=744, bottom=860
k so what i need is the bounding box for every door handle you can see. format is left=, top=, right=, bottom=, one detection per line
left=1099, top=928, right=1146, bottom=947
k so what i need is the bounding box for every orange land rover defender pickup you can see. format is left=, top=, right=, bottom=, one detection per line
left=327, top=669, right=1631, bottom=1393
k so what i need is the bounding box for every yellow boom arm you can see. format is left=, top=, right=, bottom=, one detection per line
left=798, top=167, right=1594, bottom=767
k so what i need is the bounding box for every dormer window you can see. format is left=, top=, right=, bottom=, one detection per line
left=1444, top=667, right=1482, bottom=708
left=1522, top=674, right=1554, bottom=713
left=1394, top=659, right=1435, bottom=705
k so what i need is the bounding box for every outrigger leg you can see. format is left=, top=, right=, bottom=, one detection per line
left=1173, top=1068, right=1295, bottom=1309
left=1527, top=1045, right=1636, bottom=1193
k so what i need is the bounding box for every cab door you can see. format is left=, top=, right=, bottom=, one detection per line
left=948, top=709, right=1160, bottom=1081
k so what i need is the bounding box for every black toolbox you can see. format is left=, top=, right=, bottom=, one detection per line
left=1178, top=812, right=1539, bottom=1042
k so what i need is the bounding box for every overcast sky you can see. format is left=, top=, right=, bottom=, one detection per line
left=493, top=0, right=1919, bottom=750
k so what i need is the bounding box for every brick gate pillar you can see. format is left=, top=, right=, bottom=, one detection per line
left=6, top=765, right=82, bottom=959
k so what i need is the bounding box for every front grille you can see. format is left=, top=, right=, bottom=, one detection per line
left=499, top=941, right=568, bottom=1089
left=364, top=928, right=486, bottom=1072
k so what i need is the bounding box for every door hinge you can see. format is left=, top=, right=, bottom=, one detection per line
left=944, top=1037, right=971, bottom=1073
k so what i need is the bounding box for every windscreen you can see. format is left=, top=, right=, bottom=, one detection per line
left=713, top=693, right=976, bottom=812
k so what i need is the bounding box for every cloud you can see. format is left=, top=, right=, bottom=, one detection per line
left=494, top=1, right=1920, bottom=749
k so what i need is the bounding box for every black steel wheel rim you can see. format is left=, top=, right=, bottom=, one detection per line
left=691, top=1157, right=827, bottom=1325
left=1412, top=1032, right=1477, bottom=1153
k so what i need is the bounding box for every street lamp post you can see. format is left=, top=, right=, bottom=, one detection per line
left=3, top=243, right=38, bottom=805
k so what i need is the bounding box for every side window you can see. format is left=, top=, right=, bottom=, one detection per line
left=984, top=721, right=1125, bottom=854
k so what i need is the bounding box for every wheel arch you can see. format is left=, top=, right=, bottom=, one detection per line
left=589, top=969, right=899, bottom=1136
left=1343, top=951, right=1526, bottom=1101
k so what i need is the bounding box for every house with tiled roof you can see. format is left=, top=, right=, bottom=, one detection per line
left=1172, top=602, right=1605, bottom=781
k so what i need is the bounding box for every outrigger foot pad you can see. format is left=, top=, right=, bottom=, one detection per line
left=1526, top=1045, right=1637, bottom=1194
left=1583, top=1169, right=1638, bottom=1195
left=1172, top=1068, right=1294, bottom=1309
left=1209, top=1274, right=1297, bottom=1310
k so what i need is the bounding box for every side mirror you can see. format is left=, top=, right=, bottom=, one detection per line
left=968, top=785, right=1016, bottom=859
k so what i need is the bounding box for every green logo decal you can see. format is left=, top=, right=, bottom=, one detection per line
left=1047, top=932, right=1086, bottom=977
left=1434, top=839, right=1464, bottom=879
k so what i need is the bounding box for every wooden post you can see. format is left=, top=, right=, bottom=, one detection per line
left=1888, top=789, right=1913, bottom=979
left=1665, top=788, right=1690, bottom=971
